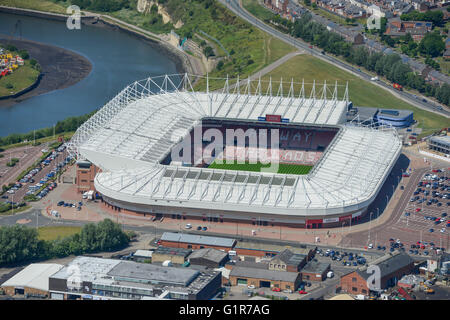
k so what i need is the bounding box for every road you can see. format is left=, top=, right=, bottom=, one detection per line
left=219, top=0, right=450, bottom=118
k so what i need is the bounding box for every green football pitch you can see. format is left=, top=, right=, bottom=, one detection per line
left=208, top=160, right=313, bottom=175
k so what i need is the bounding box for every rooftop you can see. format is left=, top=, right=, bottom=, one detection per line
left=272, top=249, right=306, bottom=266
left=301, top=261, right=330, bottom=274
left=107, top=261, right=199, bottom=287
left=134, top=249, right=153, bottom=258
left=153, top=246, right=192, bottom=258
left=429, top=135, right=450, bottom=147
left=236, top=241, right=313, bottom=256
left=230, top=266, right=300, bottom=282
left=357, top=251, right=414, bottom=280
left=51, top=256, right=121, bottom=282
left=188, top=248, right=228, bottom=263
left=160, top=232, right=236, bottom=248
left=1, top=264, right=63, bottom=292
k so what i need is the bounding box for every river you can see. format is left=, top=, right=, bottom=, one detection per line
left=0, top=12, right=180, bottom=136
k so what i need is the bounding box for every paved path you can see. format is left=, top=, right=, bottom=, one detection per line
left=225, top=50, right=304, bottom=91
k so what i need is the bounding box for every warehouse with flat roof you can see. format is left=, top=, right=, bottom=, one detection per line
left=48, top=256, right=221, bottom=300
left=159, top=232, right=236, bottom=251
left=1, top=264, right=63, bottom=298
left=188, top=248, right=229, bottom=268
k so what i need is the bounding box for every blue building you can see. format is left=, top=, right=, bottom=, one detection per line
left=374, top=109, right=414, bottom=128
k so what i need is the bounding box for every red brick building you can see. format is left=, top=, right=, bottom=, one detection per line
left=229, top=266, right=301, bottom=291
left=76, top=160, right=99, bottom=193
left=300, top=260, right=331, bottom=282
left=340, top=252, right=415, bottom=295
left=268, top=249, right=307, bottom=272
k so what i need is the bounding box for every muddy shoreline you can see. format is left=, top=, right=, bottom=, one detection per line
left=0, top=38, right=92, bottom=108
left=0, top=7, right=195, bottom=108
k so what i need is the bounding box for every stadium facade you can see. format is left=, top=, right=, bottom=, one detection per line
left=67, top=74, right=402, bottom=228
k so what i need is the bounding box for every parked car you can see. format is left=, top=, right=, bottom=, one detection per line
left=298, top=290, right=308, bottom=294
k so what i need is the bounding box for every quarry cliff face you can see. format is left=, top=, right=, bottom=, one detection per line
left=136, top=0, right=183, bottom=28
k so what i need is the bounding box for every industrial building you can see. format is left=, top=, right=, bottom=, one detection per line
left=188, top=248, right=229, bottom=268
left=159, top=232, right=236, bottom=251
left=67, top=74, right=402, bottom=228
left=234, top=240, right=314, bottom=259
left=48, top=256, right=221, bottom=300
left=151, top=246, right=192, bottom=265
left=268, top=249, right=307, bottom=272
left=427, top=135, right=450, bottom=155
left=132, top=249, right=153, bottom=263
left=1, top=264, right=63, bottom=298
left=229, top=266, right=302, bottom=291
left=300, top=260, right=331, bottom=282
left=340, top=251, right=415, bottom=295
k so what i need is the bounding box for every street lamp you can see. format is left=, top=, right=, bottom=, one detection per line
left=368, top=212, right=373, bottom=244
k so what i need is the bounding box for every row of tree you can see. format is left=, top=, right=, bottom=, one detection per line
left=0, top=219, right=130, bottom=266
left=288, top=13, right=450, bottom=106
left=70, top=0, right=131, bottom=12
left=0, top=110, right=96, bottom=147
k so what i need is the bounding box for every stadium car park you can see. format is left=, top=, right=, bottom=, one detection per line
left=375, top=169, right=450, bottom=256
left=1, top=145, right=73, bottom=206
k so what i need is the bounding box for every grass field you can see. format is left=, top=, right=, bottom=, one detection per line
left=259, top=54, right=450, bottom=137
left=38, top=226, right=82, bottom=241
left=0, top=60, right=40, bottom=97
left=0, top=0, right=69, bottom=14
left=209, top=160, right=313, bottom=175
left=242, top=0, right=277, bottom=21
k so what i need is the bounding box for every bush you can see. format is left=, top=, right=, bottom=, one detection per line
left=204, top=46, right=214, bottom=57
left=5, top=83, right=13, bottom=90
left=0, top=219, right=130, bottom=266
left=19, top=49, right=29, bottom=60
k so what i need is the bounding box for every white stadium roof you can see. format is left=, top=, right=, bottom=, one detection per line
left=68, top=74, right=402, bottom=217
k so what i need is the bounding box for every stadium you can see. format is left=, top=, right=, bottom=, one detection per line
left=67, top=74, right=402, bottom=229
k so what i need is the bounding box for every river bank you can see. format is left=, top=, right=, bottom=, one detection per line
left=0, top=5, right=201, bottom=78
left=0, top=38, right=92, bottom=108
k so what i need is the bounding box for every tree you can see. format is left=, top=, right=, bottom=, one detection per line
left=419, top=31, right=445, bottom=57
left=18, top=49, right=29, bottom=60
left=203, top=46, right=214, bottom=58
left=150, top=4, right=158, bottom=14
